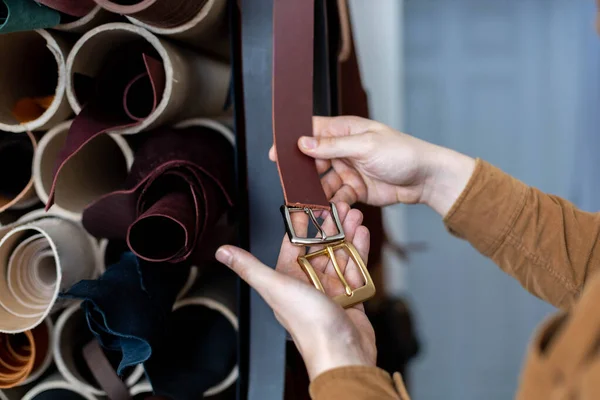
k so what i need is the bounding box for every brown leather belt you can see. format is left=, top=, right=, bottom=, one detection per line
left=272, top=0, right=374, bottom=309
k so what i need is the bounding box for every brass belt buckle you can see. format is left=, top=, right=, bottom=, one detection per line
left=281, top=203, right=376, bottom=308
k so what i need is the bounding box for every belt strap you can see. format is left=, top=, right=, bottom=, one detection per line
left=83, top=340, right=132, bottom=400
left=272, top=0, right=329, bottom=210
left=238, top=0, right=288, bottom=398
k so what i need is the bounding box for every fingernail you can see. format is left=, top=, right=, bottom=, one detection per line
left=216, top=247, right=233, bottom=266
left=299, top=137, right=317, bottom=150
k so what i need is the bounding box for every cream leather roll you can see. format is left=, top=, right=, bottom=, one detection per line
left=33, top=120, right=133, bottom=221
left=0, top=30, right=72, bottom=133
left=0, top=213, right=98, bottom=333
left=66, top=22, right=231, bottom=135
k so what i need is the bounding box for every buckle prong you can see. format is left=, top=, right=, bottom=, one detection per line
left=304, top=207, right=327, bottom=241
left=281, top=202, right=345, bottom=246
left=325, top=246, right=353, bottom=296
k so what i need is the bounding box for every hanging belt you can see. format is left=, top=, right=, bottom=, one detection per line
left=272, top=0, right=375, bottom=309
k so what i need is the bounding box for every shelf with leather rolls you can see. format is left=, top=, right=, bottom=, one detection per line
left=0, top=0, right=239, bottom=399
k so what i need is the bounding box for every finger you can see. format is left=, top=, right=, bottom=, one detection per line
left=345, top=225, right=370, bottom=288
left=353, top=225, right=370, bottom=264
left=269, top=145, right=277, bottom=162
left=216, top=246, right=331, bottom=325
left=312, top=116, right=376, bottom=138
left=325, top=207, right=363, bottom=276
left=320, top=169, right=343, bottom=200
left=276, top=234, right=306, bottom=277
left=329, top=184, right=360, bottom=206
left=298, top=133, right=371, bottom=161
left=315, top=159, right=331, bottom=174
left=307, top=202, right=351, bottom=258
left=216, top=246, right=284, bottom=302
left=277, top=210, right=309, bottom=268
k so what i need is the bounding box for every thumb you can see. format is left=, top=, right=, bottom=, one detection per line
left=216, top=245, right=283, bottom=302
left=298, top=134, right=369, bottom=160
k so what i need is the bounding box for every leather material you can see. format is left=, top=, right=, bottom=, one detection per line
left=0, top=214, right=97, bottom=333
left=0, top=132, right=37, bottom=214
left=93, top=0, right=209, bottom=29
left=36, top=0, right=96, bottom=17
left=272, top=0, right=329, bottom=210
left=0, top=330, right=35, bottom=388
left=145, top=298, right=238, bottom=400
left=12, top=96, right=54, bottom=124
left=83, top=340, right=131, bottom=400
left=0, top=0, right=60, bottom=33
left=0, top=320, right=50, bottom=389
left=62, top=252, right=188, bottom=375
left=46, top=45, right=166, bottom=212
left=81, top=126, right=234, bottom=264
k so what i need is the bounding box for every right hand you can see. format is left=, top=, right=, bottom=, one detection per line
left=269, top=116, right=476, bottom=216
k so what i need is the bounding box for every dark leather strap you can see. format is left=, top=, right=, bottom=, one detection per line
left=93, top=0, right=209, bottom=28
left=335, top=0, right=369, bottom=119
left=81, top=126, right=234, bottom=264
left=83, top=340, right=132, bottom=400
left=46, top=46, right=166, bottom=211
left=272, top=0, right=329, bottom=210
left=36, top=0, right=96, bottom=17
left=238, top=0, right=288, bottom=398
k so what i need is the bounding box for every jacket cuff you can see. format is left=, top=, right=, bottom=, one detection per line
left=443, top=159, right=528, bottom=256
left=309, top=366, right=401, bottom=399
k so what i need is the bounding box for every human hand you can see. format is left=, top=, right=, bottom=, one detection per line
left=215, top=202, right=376, bottom=380
left=269, top=116, right=476, bottom=217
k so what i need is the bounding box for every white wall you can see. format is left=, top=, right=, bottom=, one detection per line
left=349, top=0, right=409, bottom=296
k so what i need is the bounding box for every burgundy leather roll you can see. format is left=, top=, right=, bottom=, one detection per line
left=45, top=44, right=166, bottom=211
left=93, top=0, right=208, bottom=28
left=36, top=0, right=96, bottom=17
left=82, top=125, right=234, bottom=263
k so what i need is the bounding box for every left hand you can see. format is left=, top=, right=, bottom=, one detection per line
left=215, top=202, right=376, bottom=380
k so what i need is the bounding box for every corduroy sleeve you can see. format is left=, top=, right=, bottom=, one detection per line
left=444, top=159, right=600, bottom=309
left=309, top=366, right=409, bottom=400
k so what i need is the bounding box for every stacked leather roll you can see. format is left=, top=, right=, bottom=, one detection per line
left=0, top=1, right=238, bottom=398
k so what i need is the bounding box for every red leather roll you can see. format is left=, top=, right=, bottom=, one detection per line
left=82, top=122, right=234, bottom=264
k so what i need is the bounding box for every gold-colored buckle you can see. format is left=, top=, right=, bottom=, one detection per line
left=298, top=241, right=376, bottom=309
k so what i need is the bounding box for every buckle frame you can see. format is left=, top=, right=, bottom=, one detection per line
left=281, top=202, right=345, bottom=246
left=298, top=241, right=376, bottom=308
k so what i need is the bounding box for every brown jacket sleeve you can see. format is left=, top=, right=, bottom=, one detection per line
left=444, top=159, right=600, bottom=309
left=309, top=366, right=410, bottom=400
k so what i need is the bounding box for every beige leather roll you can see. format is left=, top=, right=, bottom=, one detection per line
left=0, top=213, right=98, bottom=333
left=33, top=120, right=133, bottom=221
left=66, top=22, right=231, bottom=135
left=0, top=30, right=72, bottom=133
left=55, top=6, right=116, bottom=34
left=21, top=374, right=98, bottom=400
left=126, top=0, right=230, bottom=60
